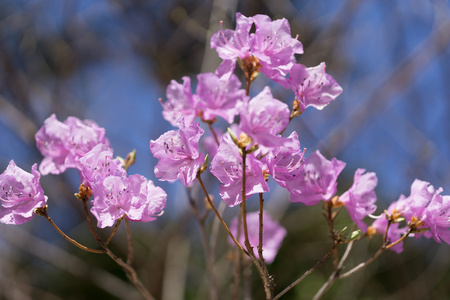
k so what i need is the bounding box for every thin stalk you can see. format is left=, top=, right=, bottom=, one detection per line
left=124, top=218, right=134, bottom=265
left=313, top=240, right=354, bottom=300
left=325, top=200, right=339, bottom=269
left=196, top=173, right=248, bottom=256
left=105, top=217, right=123, bottom=246
left=258, top=193, right=271, bottom=289
left=240, top=150, right=272, bottom=300
left=233, top=206, right=243, bottom=300
left=102, top=247, right=155, bottom=300
left=338, top=228, right=412, bottom=279
left=207, top=122, right=220, bottom=146
left=81, top=198, right=103, bottom=244
left=188, top=192, right=218, bottom=300
left=39, top=210, right=104, bottom=254
left=80, top=199, right=154, bottom=300
left=273, top=240, right=340, bottom=300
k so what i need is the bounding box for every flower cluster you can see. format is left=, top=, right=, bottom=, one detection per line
left=150, top=12, right=450, bottom=262
left=1, top=114, right=167, bottom=228
left=371, top=179, right=450, bottom=253
left=1, top=12, right=450, bottom=300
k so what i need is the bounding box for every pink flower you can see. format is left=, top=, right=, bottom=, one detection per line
left=421, top=192, right=450, bottom=244
left=396, top=179, right=434, bottom=222
left=238, top=87, right=293, bottom=151
left=160, top=76, right=199, bottom=127
left=229, top=210, right=286, bottom=264
left=35, top=114, right=109, bottom=175
left=210, top=134, right=269, bottom=207
left=79, top=144, right=126, bottom=190
left=150, top=119, right=205, bottom=186
left=196, top=72, right=246, bottom=124
left=371, top=199, right=407, bottom=254
left=210, top=13, right=303, bottom=85
left=266, top=131, right=306, bottom=189
left=289, top=63, right=343, bottom=112
left=339, top=169, right=377, bottom=232
left=0, top=160, right=47, bottom=225
left=289, top=150, right=346, bottom=206
left=90, top=174, right=166, bottom=228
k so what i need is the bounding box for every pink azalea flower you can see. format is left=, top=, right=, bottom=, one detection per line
left=0, top=160, right=47, bottom=225
left=396, top=179, right=434, bottom=222
left=160, top=76, right=199, bottom=127
left=289, top=62, right=343, bottom=112
left=210, top=13, right=303, bottom=85
left=421, top=192, right=450, bottom=244
left=339, top=169, right=377, bottom=232
left=150, top=119, right=205, bottom=186
left=210, top=134, right=269, bottom=207
left=79, top=144, right=126, bottom=190
left=35, top=114, right=109, bottom=175
left=289, top=150, right=346, bottom=206
left=371, top=199, right=408, bottom=254
left=266, top=131, right=306, bottom=189
left=238, top=87, right=293, bottom=151
left=90, top=174, right=166, bottom=228
left=196, top=72, right=246, bottom=124
left=229, top=210, right=287, bottom=264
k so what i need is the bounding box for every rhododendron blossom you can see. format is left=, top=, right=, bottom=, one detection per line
left=0, top=160, right=47, bottom=225
left=289, top=62, right=343, bottom=112
left=239, top=87, right=293, bottom=151
left=229, top=210, right=286, bottom=263
left=210, top=12, right=303, bottom=85
left=266, top=131, right=306, bottom=189
left=150, top=119, right=205, bottom=186
left=79, top=144, right=126, bottom=190
left=420, top=192, right=450, bottom=244
left=339, top=169, right=377, bottom=232
left=35, top=114, right=109, bottom=175
left=196, top=72, right=246, bottom=123
left=160, top=76, right=199, bottom=127
left=371, top=200, right=407, bottom=254
left=289, top=150, right=346, bottom=206
left=210, top=135, right=268, bottom=207
left=90, top=174, right=166, bottom=228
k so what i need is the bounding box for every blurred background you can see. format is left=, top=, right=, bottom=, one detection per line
left=0, top=0, right=449, bottom=299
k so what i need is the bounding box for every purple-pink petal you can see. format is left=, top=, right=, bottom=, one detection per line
left=340, top=168, right=377, bottom=232
left=288, top=150, right=345, bottom=206
left=210, top=135, right=269, bottom=207
left=0, top=161, right=47, bottom=225
left=289, top=63, right=343, bottom=112
left=150, top=120, right=205, bottom=186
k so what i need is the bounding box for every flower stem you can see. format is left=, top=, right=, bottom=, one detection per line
left=196, top=173, right=248, bottom=256
left=273, top=240, right=340, bottom=300
left=105, top=217, right=123, bottom=246
left=240, top=150, right=272, bottom=300
left=80, top=198, right=155, bottom=300
left=124, top=218, right=134, bottom=265
left=338, top=228, right=412, bottom=279
left=35, top=206, right=105, bottom=254
left=313, top=240, right=354, bottom=300
left=188, top=190, right=218, bottom=300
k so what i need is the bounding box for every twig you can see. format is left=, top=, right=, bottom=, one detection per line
left=188, top=190, right=218, bottom=300
left=105, top=217, right=123, bottom=246
left=35, top=206, right=105, bottom=254
left=196, top=173, right=248, bottom=256
left=313, top=240, right=354, bottom=300
left=124, top=218, right=134, bottom=265
left=273, top=240, right=340, bottom=300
